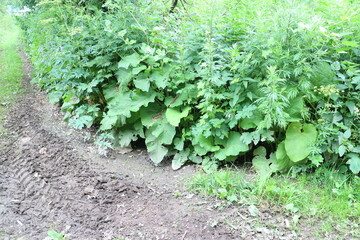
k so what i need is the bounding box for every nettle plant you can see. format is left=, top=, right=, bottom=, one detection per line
left=19, top=0, right=359, bottom=174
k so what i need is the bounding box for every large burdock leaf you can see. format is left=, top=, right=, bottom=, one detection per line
left=165, top=107, right=191, bottom=126
left=273, top=141, right=291, bottom=171
left=285, top=122, right=317, bottom=162
left=214, top=132, right=249, bottom=160
left=145, top=118, right=176, bottom=164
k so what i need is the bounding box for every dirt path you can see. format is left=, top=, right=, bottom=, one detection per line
left=0, top=53, right=320, bottom=240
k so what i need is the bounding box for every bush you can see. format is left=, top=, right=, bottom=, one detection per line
left=17, top=0, right=360, bottom=173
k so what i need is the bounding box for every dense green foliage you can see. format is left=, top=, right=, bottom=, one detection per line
left=17, top=0, right=360, bottom=173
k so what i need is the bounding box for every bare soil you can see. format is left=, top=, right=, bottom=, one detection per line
left=0, top=52, right=352, bottom=240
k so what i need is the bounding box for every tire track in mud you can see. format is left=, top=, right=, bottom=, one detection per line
left=1, top=97, right=144, bottom=239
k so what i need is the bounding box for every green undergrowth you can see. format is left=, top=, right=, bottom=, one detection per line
left=0, top=3, right=22, bottom=132
left=189, top=168, right=360, bottom=236
left=16, top=0, right=360, bottom=174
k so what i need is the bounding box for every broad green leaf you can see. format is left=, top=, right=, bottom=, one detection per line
left=172, top=149, right=190, bottom=170
left=118, top=53, right=141, bottom=69
left=145, top=132, right=168, bottom=164
left=132, top=65, right=147, bottom=75
left=148, top=142, right=168, bottom=164
left=286, top=96, right=304, bottom=122
left=215, top=132, right=249, bottom=160
left=252, top=147, right=275, bottom=182
left=343, top=129, right=351, bottom=139
left=116, top=68, right=132, bottom=86
left=117, top=129, right=138, bottom=147
left=139, top=103, right=163, bottom=127
left=284, top=122, right=317, bottom=162
left=345, top=101, right=355, bottom=114
left=239, top=112, right=262, bottom=130
left=273, top=141, right=291, bottom=171
left=151, top=70, right=168, bottom=89
left=197, top=135, right=220, bottom=152
left=104, top=90, right=156, bottom=128
left=100, top=114, right=118, bottom=130
left=134, top=78, right=150, bottom=92
left=189, top=154, right=202, bottom=164
left=48, top=91, right=63, bottom=104
left=150, top=120, right=176, bottom=145
left=193, top=144, right=208, bottom=156
left=347, top=153, right=360, bottom=174
left=165, top=107, right=191, bottom=126
left=338, top=145, right=346, bottom=157
left=69, top=115, right=93, bottom=129
left=174, top=138, right=184, bottom=151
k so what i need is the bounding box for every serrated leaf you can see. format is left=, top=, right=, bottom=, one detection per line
left=215, top=131, right=249, bottom=160
left=240, top=132, right=253, bottom=145
left=309, top=154, right=324, bottom=167
left=284, top=123, right=317, bottom=162
left=69, top=115, right=93, bottom=129
left=202, top=157, right=218, bottom=173
left=118, top=53, right=141, bottom=69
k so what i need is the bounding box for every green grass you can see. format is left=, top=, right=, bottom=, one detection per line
left=189, top=167, right=360, bottom=236
left=0, top=3, right=23, bottom=132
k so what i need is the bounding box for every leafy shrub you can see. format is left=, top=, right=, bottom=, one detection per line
left=17, top=0, right=359, bottom=173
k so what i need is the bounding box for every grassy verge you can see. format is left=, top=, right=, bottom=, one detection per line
left=189, top=167, right=360, bottom=237
left=0, top=3, right=23, bottom=132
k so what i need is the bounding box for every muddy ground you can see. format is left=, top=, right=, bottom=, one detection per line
left=0, top=53, right=354, bottom=240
